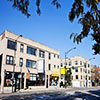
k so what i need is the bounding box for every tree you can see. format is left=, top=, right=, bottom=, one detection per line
left=69, top=0, right=100, bottom=55
left=8, top=0, right=100, bottom=55
left=8, top=0, right=61, bottom=17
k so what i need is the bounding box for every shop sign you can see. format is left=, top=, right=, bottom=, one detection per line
left=51, top=74, right=59, bottom=77
left=38, top=59, right=45, bottom=73
left=52, top=70, right=59, bottom=73
left=1, top=33, right=5, bottom=40
left=26, top=73, right=30, bottom=79
left=60, top=68, right=65, bottom=74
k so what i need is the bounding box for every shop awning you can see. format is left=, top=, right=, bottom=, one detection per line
left=51, top=74, right=59, bottom=77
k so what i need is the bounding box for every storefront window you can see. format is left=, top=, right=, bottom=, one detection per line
left=26, top=73, right=45, bottom=87
left=49, top=75, right=59, bottom=86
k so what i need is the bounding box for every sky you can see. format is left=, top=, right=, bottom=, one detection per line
left=0, top=0, right=99, bottom=66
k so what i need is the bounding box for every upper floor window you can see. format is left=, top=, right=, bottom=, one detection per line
left=26, top=59, right=36, bottom=68
left=80, top=61, right=82, bottom=65
left=76, top=75, right=78, bottom=79
left=61, top=63, right=63, bottom=67
left=57, top=65, right=59, bottom=68
left=39, top=50, right=45, bottom=58
left=58, top=55, right=60, bottom=59
left=7, top=40, right=16, bottom=50
left=69, top=61, right=72, bottom=66
left=20, top=44, right=24, bottom=52
left=6, top=55, right=13, bottom=65
left=76, top=68, right=78, bottom=72
left=48, top=64, right=51, bottom=70
left=88, top=64, right=90, bottom=67
left=54, top=54, right=56, bottom=58
left=48, top=53, right=51, bottom=59
left=27, top=46, right=37, bottom=56
left=75, top=60, right=78, bottom=65
left=19, top=58, right=23, bottom=67
left=80, top=68, right=82, bottom=72
left=84, top=63, right=86, bottom=68
left=54, top=65, right=56, bottom=68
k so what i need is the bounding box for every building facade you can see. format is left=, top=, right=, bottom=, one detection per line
left=60, top=55, right=91, bottom=88
left=91, top=65, right=100, bottom=86
left=0, top=30, right=60, bottom=93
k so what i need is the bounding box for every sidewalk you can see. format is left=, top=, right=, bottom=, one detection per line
left=0, top=86, right=100, bottom=95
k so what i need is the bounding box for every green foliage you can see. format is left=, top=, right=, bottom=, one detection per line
left=69, top=0, right=100, bottom=54
left=8, top=0, right=61, bottom=17
left=8, top=0, right=100, bottom=54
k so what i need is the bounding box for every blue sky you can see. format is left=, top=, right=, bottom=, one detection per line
left=0, top=0, right=99, bottom=66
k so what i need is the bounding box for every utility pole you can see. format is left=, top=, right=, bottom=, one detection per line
left=12, top=35, right=22, bottom=93
left=64, top=47, right=76, bottom=87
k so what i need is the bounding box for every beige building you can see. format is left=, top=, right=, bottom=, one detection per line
left=60, top=55, right=91, bottom=88
left=0, top=30, right=60, bottom=93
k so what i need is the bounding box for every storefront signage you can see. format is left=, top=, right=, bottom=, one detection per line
left=60, top=68, right=65, bottom=74
left=26, top=73, right=30, bottom=79
left=51, top=74, right=59, bottom=77
left=52, top=70, right=59, bottom=73
left=38, top=59, right=45, bottom=73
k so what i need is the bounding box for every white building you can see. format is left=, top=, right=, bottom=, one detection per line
left=0, top=30, right=60, bottom=93
left=60, top=55, right=91, bottom=88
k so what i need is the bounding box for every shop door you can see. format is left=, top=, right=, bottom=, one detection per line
left=46, top=75, right=48, bottom=88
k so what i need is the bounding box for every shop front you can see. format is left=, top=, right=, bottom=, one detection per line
left=49, top=70, right=59, bottom=87
left=26, top=73, right=45, bottom=88
left=4, top=71, right=24, bottom=91
left=49, top=74, right=59, bottom=86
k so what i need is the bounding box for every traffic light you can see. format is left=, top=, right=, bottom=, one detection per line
left=72, top=66, right=76, bottom=70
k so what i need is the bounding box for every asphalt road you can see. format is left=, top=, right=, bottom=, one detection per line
left=0, top=87, right=100, bottom=100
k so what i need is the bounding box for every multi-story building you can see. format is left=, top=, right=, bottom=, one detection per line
left=0, top=30, right=60, bottom=93
left=60, top=55, right=91, bottom=88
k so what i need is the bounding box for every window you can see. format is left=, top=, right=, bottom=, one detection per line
left=89, top=76, right=91, bottom=80
left=88, top=64, right=90, bottom=67
left=69, top=61, right=72, bottom=66
left=88, top=70, right=90, bottom=74
left=7, top=40, right=16, bottom=50
left=61, top=63, right=63, bottom=67
left=84, top=63, right=86, bottom=68
left=57, top=65, right=59, bottom=68
left=80, top=68, right=82, bottom=72
left=48, top=53, right=51, bottom=59
left=26, top=59, right=36, bottom=68
left=48, top=64, right=51, bottom=70
left=30, top=74, right=36, bottom=81
left=39, top=50, right=45, bottom=58
left=54, top=65, right=56, bottom=68
left=54, top=54, right=56, bottom=58
left=58, top=55, right=59, bottom=59
left=19, top=58, right=23, bottom=67
left=27, top=46, right=37, bottom=56
left=6, top=55, right=13, bottom=65
left=80, top=61, right=82, bottom=65
left=76, top=75, right=78, bottom=79
left=20, top=44, right=24, bottom=52
left=76, top=68, right=78, bottom=72
left=81, top=75, right=82, bottom=79
left=75, top=60, right=78, bottom=65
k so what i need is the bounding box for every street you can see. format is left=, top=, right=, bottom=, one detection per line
left=0, top=87, right=100, bottom=100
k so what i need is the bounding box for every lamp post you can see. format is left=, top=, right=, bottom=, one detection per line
left=12, top=35, right=22, bottom=93
left=64, top=47, right=76, bottom=87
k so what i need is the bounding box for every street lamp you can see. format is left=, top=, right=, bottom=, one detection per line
left=12, top=35, right=22, bottom=93
left=64, top=47, right=76, bottom=87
